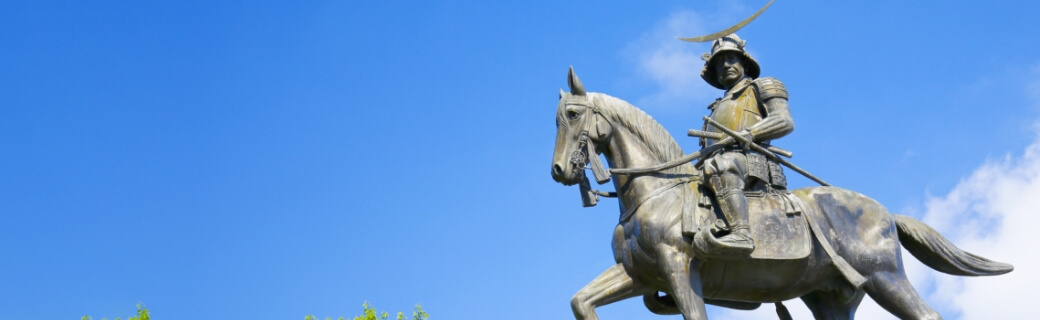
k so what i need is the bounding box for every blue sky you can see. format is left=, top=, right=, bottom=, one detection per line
left=2, top=1, right=1039, bottom=319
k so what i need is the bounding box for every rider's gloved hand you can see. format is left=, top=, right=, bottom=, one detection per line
left=714, top=136, right=735, bottom=148
left=738, top=130, right=754, bottom=150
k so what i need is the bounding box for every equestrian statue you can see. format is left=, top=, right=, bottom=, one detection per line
left=548, top=8, right=1014, bottom=317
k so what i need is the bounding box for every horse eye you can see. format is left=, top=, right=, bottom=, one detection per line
left=567, top=110, right=580, bottom=120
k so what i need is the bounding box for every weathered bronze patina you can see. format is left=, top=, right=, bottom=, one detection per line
left=692, top=33, right=795, bottom=259
left=550, top=64, right=1013, bottom=319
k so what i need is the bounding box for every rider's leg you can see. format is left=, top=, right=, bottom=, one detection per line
left=711, top=174, right=753, bottom=251
left=706, top=153, right=754, bottom=254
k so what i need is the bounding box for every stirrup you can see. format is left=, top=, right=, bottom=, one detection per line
left=692, top=228, right=755, bottom=260
left=718, top=231, right=754, bottom=249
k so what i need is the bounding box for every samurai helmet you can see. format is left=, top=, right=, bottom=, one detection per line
left=700, top=34, right=760, bottom=89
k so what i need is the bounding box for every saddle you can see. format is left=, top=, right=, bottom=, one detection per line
left=682, top=184, right=811, bottom=260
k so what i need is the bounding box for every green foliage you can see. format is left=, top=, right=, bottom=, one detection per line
left=80, top=300, right=426, bottom=320
left=352, top=301, right=386, bottom=320
left=403, top=304, right=428, bottom=320
left=305, top=301, right=427, bottom=320
left=81, top=303, right=150, bottom=320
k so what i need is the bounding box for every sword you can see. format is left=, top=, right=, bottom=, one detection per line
left=702, top=116, right=830, bottom=186
left=687, top=129, right=793, bottom=158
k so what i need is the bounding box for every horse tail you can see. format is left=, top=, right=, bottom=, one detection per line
left=894, top=214, right=1013, bottom=276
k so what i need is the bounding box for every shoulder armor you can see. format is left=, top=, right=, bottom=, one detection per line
left=753, top=77, right=788, bottom=101
left=707, top=97, right=722, bottom=110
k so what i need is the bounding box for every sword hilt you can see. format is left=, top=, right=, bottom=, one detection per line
left=688, top=129, right=793, bottom=158
left=702, top=116, right=830, bottom=186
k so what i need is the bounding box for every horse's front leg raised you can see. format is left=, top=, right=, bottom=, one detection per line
left=657, top=243, right=708, bottom=320
left=572, top=263, right=651, bottom=320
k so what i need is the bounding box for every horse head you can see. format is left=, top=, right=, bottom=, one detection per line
left=551, top=67, right=695, bottom=194
left=551, top=67, right=613, bottom=186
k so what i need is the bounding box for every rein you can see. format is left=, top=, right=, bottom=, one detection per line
left=566, top=96, right=699, bottom=220
left=618, top=177, right=696, bottom=223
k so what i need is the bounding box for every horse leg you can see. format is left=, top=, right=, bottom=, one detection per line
left=863, top=270, right=941, bottom=319
left=571, top=263, right=650, bottom=320
left=657, top=244, right=708, bottom=320
left=800, top=289, right=864, bottom=320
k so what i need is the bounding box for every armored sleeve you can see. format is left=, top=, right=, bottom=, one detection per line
left=753, top=77, right=788, bottom=101
left=745, top=77, right=794, bottom=142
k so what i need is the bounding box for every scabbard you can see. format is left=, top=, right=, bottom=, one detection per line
left=701, top=116, right=829, bottom=186
left=688, top=129, right=793, bottom=158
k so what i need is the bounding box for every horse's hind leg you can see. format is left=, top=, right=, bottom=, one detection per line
left=863, top=270, right=941, bottom=319
left=800, top=288, right=864, bottom=320
left=571, top=263, right=650, bottom=320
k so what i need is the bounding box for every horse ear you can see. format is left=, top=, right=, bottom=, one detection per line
left=568, top=66, right=586, bottom=96
left=559, top=88, right=566, bottom=99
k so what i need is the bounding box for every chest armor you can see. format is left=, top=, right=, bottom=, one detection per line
left=705, top=84, right=762, bottom=146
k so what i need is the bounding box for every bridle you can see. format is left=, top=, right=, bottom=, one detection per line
left=563, top=94, right=697, bottom=221
left=565, top=95, right=612, bottom=186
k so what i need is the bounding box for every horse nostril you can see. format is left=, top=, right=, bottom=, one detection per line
left=552, top=164, right=564, bottom=178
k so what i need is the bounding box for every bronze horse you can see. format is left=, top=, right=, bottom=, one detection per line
left=550, top=68, right=1012, bottom=320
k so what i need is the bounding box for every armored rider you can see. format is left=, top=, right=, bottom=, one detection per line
left=698, top=34, right=793, bottom=256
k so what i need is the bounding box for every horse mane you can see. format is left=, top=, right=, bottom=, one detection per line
left=589, top=92, right=693, bottom=176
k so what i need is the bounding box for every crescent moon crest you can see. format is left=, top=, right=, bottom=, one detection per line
left=677, top=0, right=774, bottom=43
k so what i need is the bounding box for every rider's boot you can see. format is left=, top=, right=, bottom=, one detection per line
left=715, top=187, right=755, bottom=255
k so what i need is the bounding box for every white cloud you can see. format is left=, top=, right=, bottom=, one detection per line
left=716, top=60, right=1040, bottom=318
left=708, top=133, right=1040, bottom=320
left=911, top=129, right=1040, bottom=320
left=905, top=61, right=1040, bottom=319
left=623, top=5, right=774, bottom=113
left=625, top=9, right=1040, bottom=320
left=623, top=11, right=714, bottom=110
